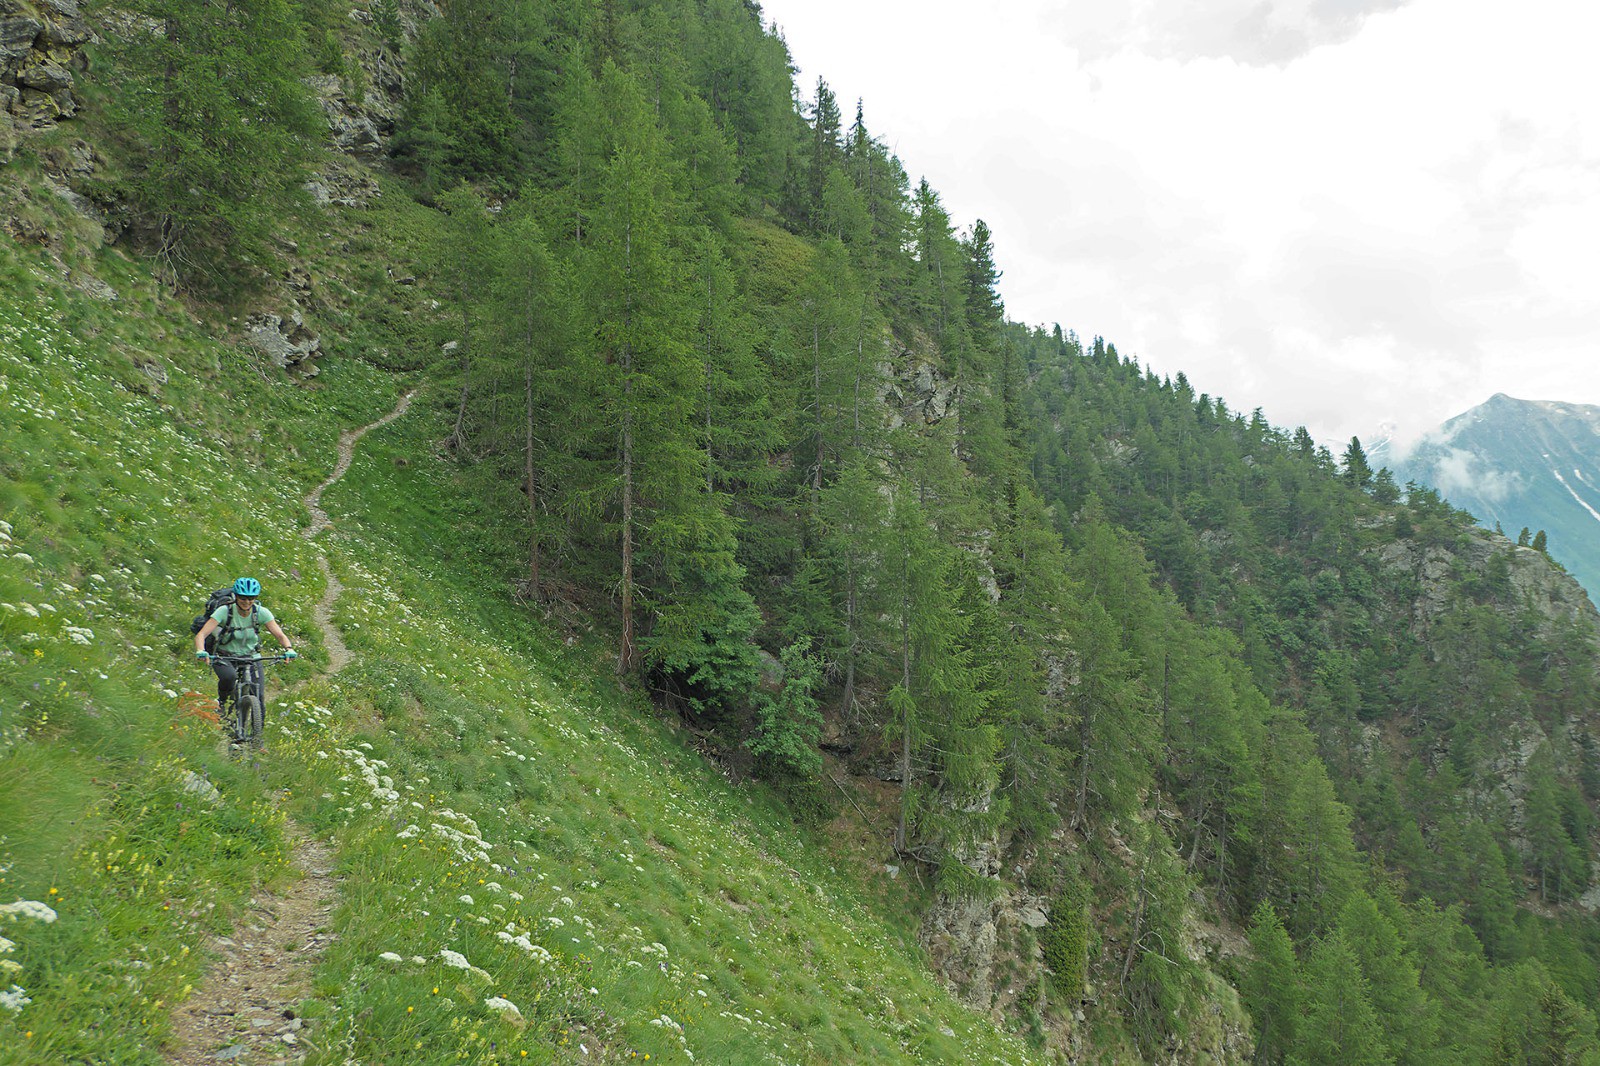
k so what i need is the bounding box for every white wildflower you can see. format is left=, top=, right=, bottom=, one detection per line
left=0, top=901, right=58, bottom=923
left=485, top=996, right=522, bottom=1020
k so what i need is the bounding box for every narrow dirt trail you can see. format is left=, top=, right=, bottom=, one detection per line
left=303, top=389, right=416, bottom=673
left=165, top=389, right=417, bottom=1065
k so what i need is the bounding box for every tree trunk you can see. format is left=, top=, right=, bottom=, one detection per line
left=618, top=221, right=635, bottom=673
left=812, top=322, right=824, bottom=519
left=1121, top=853, right=1149, bottom=992
left=704, top=268, right=715, bottom=493
left=448, top=302, right=472, bottom=453
left=894, top=560, right=913, bottom=855
left=1072, top=711, right=1093, bottom=830
left=841, top=562, right=859, bottom=716
left=525, top=361, right=540, bottom=597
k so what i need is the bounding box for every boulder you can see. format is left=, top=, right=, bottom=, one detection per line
left=0, top=15, right=41, bottom=65
left=18, top=59, right=71, bottom=92
left=38, top=15, right=90, bottom=48
left=17, top=86, right=63, bottom=127
left=243, top=310, right=322, bottom=375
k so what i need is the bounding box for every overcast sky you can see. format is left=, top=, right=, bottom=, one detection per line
left=758, top=0, right=1600, bottom=450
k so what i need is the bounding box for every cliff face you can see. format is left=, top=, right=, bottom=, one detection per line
left=1374, top=525, right=1599, bottom=640
left=0, top=0, right=90, bottom=146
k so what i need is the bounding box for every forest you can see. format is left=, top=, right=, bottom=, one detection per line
left=34, top=0, right=1600, bottom=1060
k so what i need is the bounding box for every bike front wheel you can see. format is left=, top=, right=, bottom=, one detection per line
left=239, top=694, right=263, bottom=746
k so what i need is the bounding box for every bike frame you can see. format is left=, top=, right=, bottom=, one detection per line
left=212, top=653, right=291, bottom=746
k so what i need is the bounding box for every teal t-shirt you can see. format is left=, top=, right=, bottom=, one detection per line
left=211, top=603, right=275, bottom=656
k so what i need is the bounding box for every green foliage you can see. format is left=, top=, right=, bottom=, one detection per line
left=104, top=0, right=321, bottom=292
left=1244, top=902, right=1301, bottom=1066
left=371, top=0, right=404, bottom=48
left=1294, top=929, right=1394, bottom=1066
left=37, top=0, right=1600, bottom=1054
left=749, top=638, right=826, bottom=779
left=0, top=235, right=1037, bottom=1064
left=1040, top=867, right=1089, bottom=998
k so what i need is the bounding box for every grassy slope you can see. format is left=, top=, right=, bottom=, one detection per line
left=0, top=189, right=1041, bottom=1063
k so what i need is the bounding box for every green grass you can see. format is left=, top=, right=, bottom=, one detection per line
left=0, top=195, right=1044, bottom=1062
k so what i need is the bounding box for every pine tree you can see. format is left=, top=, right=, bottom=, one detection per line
left=1338, top=892, right=1439, bottom=1065
left=433, top=186, right=498, bottom=455
left=108, top=0, right=320, bottom=291
left=489, top=195, right=569, bottom=597
left=1244, top=901, right=1301, bottom=1066
left=748, top=638, right=825, bottom=780
left=573, top=65, right=702, bottom=674
left=1342, top=436, right=1374, bottom=490
left=1295, top=929, right=1395, bottom=1066
left=805, top=77, right=844, bottom=232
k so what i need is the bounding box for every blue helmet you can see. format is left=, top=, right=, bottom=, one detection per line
left=233, top=577, right=261, bottom=598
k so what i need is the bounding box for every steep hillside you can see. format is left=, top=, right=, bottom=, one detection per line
left=1374, top=393, right=1600, bottom=599
left=0, top=240, right=1036, bottom=1063
left=2, top=1, right=1600, bottom=1064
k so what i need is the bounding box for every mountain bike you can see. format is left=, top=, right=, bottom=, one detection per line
left=212, top=653, right=293, bottom=749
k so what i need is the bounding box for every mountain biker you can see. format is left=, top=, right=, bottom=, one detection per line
left=194, top=577, right=297, bottom=715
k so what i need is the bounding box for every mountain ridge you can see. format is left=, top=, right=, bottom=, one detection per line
left=1373, top=392, right=1600, bottom=598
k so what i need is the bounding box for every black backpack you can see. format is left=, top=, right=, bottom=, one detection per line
left=190, top=587, right=255, bottom=653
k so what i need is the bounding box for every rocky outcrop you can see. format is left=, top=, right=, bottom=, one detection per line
left=881, top=355, right=961, bottom=428
left=1, top=0, right=92, bottom=146
left=243, top=310, right=322, bottom=377
left=1373, top=526, right=1600, bottom=641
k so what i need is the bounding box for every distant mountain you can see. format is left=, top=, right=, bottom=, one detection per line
left=1373, top=393, right=1600, bottom=598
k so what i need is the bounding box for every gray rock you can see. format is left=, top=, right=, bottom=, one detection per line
left=244, top=310, right=322, bottom=373
left=17, top=87, right=62, bottom=127
left=19, top=61, right=72, bottom=93
left=181, top=770, right=223, bottom=806
left=70, top=270, right=118, bottom=303
left=0, top=15, right=41, bottom=64
left=39, top=16, right=91, bottom=47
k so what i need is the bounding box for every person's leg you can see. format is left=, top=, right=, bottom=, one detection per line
left=212, top=658, right=238, bottom=708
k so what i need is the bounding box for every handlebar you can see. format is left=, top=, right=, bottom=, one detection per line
left=209, top=653, right=296, bottom=666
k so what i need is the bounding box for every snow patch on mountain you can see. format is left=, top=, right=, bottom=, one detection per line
left=1549, top=468, right=1600, bottom=526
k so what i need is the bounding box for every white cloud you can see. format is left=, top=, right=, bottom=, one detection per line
left=1039, top=0, right=1414, bottom=65
left=1432, top=447, right=1519, bottom=503
left=762, top=0, right=1600, bottom=445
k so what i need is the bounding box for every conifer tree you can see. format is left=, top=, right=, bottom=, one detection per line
left=805, top=78, right=844, bottom=231
left=433, top=186, right=498, bottom=455
left=802, top=455, right=890, bottom=717
left=489, top=196, right=569, bottom=596
left=109, top=0, right=320, bottom=291
left=1342, top=436, right=1374, bottom=490
left=1338, top=891, right=1439, bottom=1065
left=1244, top=901, right=1301, bottom=1065
left=1064, top=499, right=1157, bottom=828
left=573, top=65, right=703, bottom=674
left=1295, top=930, right=1395, bottom=1066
